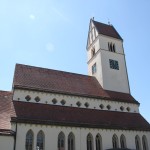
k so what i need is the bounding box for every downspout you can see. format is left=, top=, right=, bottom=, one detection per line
left=13, top=122, right=18, bottom=150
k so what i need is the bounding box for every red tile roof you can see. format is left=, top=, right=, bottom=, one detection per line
left=0, top=91, right=149, bottom=131
left=12, top=101, right=150, bottom=131
left=13, top=64, right=139, bottom=104
left=92, top=20, right=123, bottom=40
left=0, top=91, right=15, bottom=131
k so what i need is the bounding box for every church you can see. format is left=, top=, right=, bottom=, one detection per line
left=0, top=19, right=150, bottom=150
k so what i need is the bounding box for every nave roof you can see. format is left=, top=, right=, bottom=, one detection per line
left=13, top=64, right=139, bottom=104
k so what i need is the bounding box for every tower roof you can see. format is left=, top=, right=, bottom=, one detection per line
left=92, top=20, right=123, bottom=40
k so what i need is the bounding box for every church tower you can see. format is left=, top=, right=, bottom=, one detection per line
left=87, top=19, right=130, bottom=94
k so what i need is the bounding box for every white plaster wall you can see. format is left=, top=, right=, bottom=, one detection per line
left=14, top=123, right=150, bottom=150
left=101, top=50, right=130, bottom=93
left=87, top=38, right=100, bottom=61
left=87, top=31, right=130, bottom=93
left=13, top=89, right=139, bottom=113
left=91, top=21, right=98, bottom=39
left=92, top=28, right=95, bottom=41
left=91, top=21, right=94, bottom=28
left=99, top=35, right=124, bottom=54
left=87, top=21, right=99, bottom=50
left=0, top=135, right=14, bottom=150
left=88, top=52, right=104, bottom=88
left=90, top=33, right=92, bottom=45
left=95, top=29, right=98, bottom=37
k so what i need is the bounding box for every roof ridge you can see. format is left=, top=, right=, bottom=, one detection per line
left=92, top=20, right=111, bottom=27
left=16, top=63, right=93, bottom=78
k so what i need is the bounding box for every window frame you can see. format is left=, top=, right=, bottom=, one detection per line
left=68, top=132, right=75, bottom=150
left=58, top=132, right=65, bottom=150
left=87, top=133, right=93, bottom=150
left=142, top=135, right=148, bottom=150
left=120, top=134, right=126, bottom=149
left=95, top=134, right=102, bottom=150
left=108, top=42, right=116, bottom=52
left=26, top=130, right=34, bottom=150
left=91, top=47, right=96, bottom=58
left=112, top=134, right=119, bottom=149
left=36, top=130, right=45, bottom=150
left=135, top=135, right=141, bottom=150
left=92, top=63, right=97, bottom=74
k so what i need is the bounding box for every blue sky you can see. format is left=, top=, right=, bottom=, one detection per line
left=0, top=0, right=150, bottom=122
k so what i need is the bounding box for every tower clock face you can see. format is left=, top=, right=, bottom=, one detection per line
left=109, top=59, right=119, bottom=70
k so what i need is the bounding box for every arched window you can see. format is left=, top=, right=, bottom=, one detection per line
left=26, top=130, right=34, bottom=150
left=142, top=135, right=148, bottom=150
left=91, top=47, right=95, bottom=57
left=58, top=132, right=65, bottom=150
left=108, top=42, right=113, bottom=52
left=108, top=43, right=110, bottom=51
left=36, top=130, right=44, bottom=150
left=135, top=135, right=141, bottom=150
left=108, top=43, right=116, bottom=52
left=112, top=134, right=119, bottom=148
left=113, top=44, right=116, bottom=52
left=68, top=132, right=75, bottom=150
left=87, top=133, right=93, bottom=150
left=95, top=134, right=102, bottom=150
left=120, top=134, right=126, bottom=149
left=110, top=43, right=113, bottom=52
